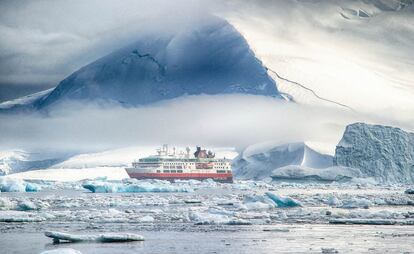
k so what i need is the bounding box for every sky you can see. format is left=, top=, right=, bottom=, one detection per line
left=0, top=0, right=413, bottom=154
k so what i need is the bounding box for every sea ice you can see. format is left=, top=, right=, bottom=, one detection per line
left=0, top=197, right=14, bottom=210
left=265, top=192, right=302, bottom=207
left=17, top=200, right=38, bottom=211
left=0, top=177, right=41, bottom=192
left=242, top=195, right=274, bottom=210
left=45, top=231, right=145, bottom=243
left=82, top=179, right=192, bottom=193
left=340, top=197, right=372, bottom=209
left=40, top=248, right=83, bottom=254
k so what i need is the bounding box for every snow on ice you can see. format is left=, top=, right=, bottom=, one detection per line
left=82, top=179, right=193, bottom=193
left=40, top=248, right=83, bottom=254
left=45, top=231, right=144, bottom=243
left=0, top=176, right=41, bottom=192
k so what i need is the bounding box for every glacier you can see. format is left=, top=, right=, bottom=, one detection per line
left=334, top=123, right=414, bottom=184
left=0, top=15, right=281, bottom=112
left=232, top=142, right=333, bottom=180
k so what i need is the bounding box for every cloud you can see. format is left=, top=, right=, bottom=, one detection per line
left=0, top=0, right=218, bottom=85
left=0, top=95, right=354, bottom=152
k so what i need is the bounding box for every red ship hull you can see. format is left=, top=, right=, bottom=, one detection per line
left=128, top=172, right=233, bottom=183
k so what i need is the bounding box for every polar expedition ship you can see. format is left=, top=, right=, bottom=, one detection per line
left=126, top=145, right=233, bottom=183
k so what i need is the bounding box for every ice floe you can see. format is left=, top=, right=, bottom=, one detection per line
left=40, top=248, right=83, bottom=254
left=82, top=179, right=192, bottom=193
left=265, top=192, right=302, bottom=207
left=45, top=231, right=144, bottom=243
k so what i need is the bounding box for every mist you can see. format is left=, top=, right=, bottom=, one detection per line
left=2, top=94, right=411, bottom=155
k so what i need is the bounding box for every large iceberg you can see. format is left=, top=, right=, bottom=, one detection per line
left=233, top=142, right=333, bottom=180
left=1, top=15, right=281, bottom=112
left=334, top=123, right=414, bottom=184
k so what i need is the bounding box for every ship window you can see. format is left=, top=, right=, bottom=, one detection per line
left=227, top=170, right=231, bottom=173
left=216, top=170, right=226, bottom=173
left=163, top=170, right=170, bottom=173
left=177, top=170, right=183, bottom=173
left=156, top=170, right=161, bottom=173
left=171, top=170, right=176, bottom=173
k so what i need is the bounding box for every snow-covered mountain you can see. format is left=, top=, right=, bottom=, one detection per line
left=0, top=15, right=281, bottom=112
left=334, top=123, right=414, bottom=184
left=232, top=142, right=333, bottom=180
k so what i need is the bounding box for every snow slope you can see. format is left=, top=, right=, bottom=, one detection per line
left=0, top=15, right=281, bottom=112
left=334, top=123, right=414, bottom=184
left=229, top=0, right=414, bottom=119
left=232, top=142, right=333, bottom=180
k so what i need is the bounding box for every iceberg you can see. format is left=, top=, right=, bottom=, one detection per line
left=0, top=177, right=41, bottom=192
left=82, top=179, right=192, bottom=193
left=334, top=123, right=414, bottom=184
left=45, top=231, right=144, bottom=243
left=265, top=192, right=302, bottom=208
left=233, top=142, right=333, bottom=180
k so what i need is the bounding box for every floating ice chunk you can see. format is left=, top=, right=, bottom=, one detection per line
left=45, top=231, right=145, bottom=243
left=0, top=177, right=41, bottom=192
left=340, top=197, right=372, bottom=209
left=405, top=188, right=414, bottom=194
left=40, top=248, right=82, bottom=254
left=326, top=195, right=342, bottom=207
left=82, top=179, right=192, bottom=193
left=265, top=192, right=302, bottom=207
left=242, top=195, right=274, bottom=210
left=0, top=197, right=15, bottom=210
left=0, top=211, right=45, bottom=222
left=139, top=215, right=155, bottom=222
left=17, top=200, right=38, bottom=211
left=226, top=219, right=252, bottom=225
left=189, top=211, right=231, bottom=225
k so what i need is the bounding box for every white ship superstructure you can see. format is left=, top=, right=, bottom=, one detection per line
left=126, top=145, right=233, bottom=183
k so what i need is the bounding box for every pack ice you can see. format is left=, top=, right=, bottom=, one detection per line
left=334, top=123, right=414, bottom=184
left=82, top=179, right=192, bottom=193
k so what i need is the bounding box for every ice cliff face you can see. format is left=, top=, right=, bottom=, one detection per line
left=233, top=142, right=333, bottom=180
left=2, top=15, right=280, bottom=111
left=334, top=123, right=414, bottom=184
